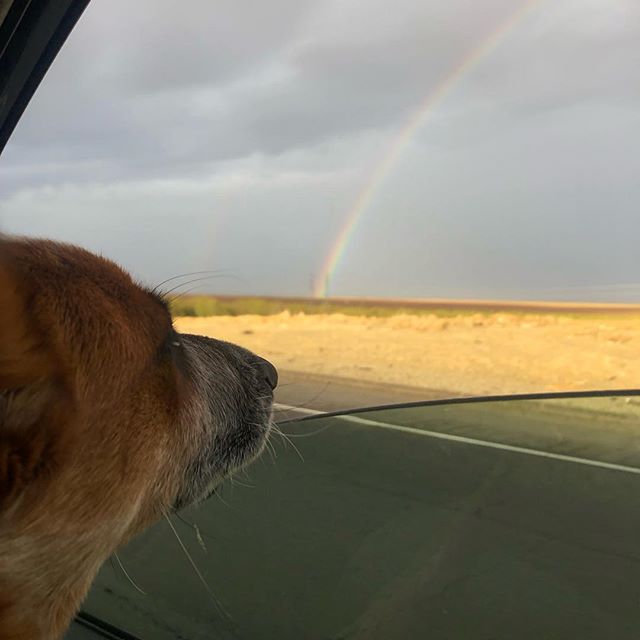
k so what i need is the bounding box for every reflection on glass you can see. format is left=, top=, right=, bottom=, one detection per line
left=73, top=394, right=640, bottom=640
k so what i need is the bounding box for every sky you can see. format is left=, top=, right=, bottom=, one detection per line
left=1, top=0, right=639, bottom=301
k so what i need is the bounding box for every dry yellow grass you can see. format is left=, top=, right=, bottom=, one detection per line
left=175, top=311, right=640, bottom=396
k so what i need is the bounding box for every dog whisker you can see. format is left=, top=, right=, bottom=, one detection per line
left=264, top=436, right=278, bottom=464
left=161, top=274, right=243, bottom=300
left=173, top=513, right=210, bottom=553
left=270, top=380, right=331, bottom=416
left=150, top=270, right=231, bottom=296
left=278, top=423, right=336, bottom=439
left=227, top=472, right=255, bottom=489
left=113, top=552, right=147, bottom=596
left=211, top=485, right=233, bottom=508
left=194, top=523, right=207, bottom=554
left=166, top=283, right=226, bottom=304
left=270, top=423, right=305, bottom=461
left=164, top=513, right=231, bottom=622
left=260, top=377, right=333, bottom=419
left=220, top=485, right=234, bottom=504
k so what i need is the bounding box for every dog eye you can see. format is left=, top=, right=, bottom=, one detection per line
left=166, top=333, right=189, bottom=375
left=157, top=330, right=181, bottom=359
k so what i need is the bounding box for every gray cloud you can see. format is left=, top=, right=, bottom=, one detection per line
left=1, top=0, right=639, bottom=301
left=11, top=0, right=637, bottom=179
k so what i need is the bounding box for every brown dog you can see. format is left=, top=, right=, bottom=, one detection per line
left=0, top=235, right=277, bottom=639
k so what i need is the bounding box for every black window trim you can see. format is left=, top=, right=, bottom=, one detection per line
left=73, top=611, right=142, bottom=640
left=0, top=0, right=92, bottom=155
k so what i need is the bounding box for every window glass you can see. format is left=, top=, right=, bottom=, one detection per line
left=75, top=394, right=640, bottom=639
left=2, top=0, right=639, bottom=408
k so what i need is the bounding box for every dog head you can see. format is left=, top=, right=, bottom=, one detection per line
left=0, top=236, right=276, bottom=638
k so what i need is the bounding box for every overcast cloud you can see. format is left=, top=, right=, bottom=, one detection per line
left=1, top=0, right=639, bottom=300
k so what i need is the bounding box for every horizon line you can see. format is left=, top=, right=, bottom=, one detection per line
left=170, top=292, right=640, bottom=310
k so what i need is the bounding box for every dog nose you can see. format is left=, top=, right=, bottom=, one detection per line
left=255, top=356, right=278, bottom=390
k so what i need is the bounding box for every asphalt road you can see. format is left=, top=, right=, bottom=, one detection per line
left=69, top=375, right=640, bottom=640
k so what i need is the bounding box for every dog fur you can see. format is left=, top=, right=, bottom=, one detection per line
left=0, top=236, right=275, bottom=639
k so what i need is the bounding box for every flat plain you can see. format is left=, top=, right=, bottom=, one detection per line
left=173, top=299, right=640, bottom=396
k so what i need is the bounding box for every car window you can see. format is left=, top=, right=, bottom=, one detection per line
left=2, top=3, right=638, bottom=638
left=68, top=393, right=640, bottom=639
left=2, top=0, right=639, bottom=410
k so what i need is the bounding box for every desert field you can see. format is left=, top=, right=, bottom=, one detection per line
left=174, top=309, right=640, bottom=397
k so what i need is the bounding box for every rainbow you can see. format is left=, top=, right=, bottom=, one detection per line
left=313, top=0, right=544, bottom=298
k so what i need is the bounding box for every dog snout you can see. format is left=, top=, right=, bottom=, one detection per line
left=254, top=356, right=278, bottom=390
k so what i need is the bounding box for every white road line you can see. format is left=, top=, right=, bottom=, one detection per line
left=273, top=402, right=324, bottom=416
left=273, top=402, right=640, bottom=476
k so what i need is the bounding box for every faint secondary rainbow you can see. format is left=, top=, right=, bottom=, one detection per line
left=313, top=0, right=544, bottom=298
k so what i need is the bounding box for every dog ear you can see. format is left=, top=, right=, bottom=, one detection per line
left=0, top=261, right=72, bottom=507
